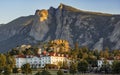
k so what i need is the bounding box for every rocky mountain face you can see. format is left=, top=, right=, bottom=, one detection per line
left=0, top=4, right=120, bottom=52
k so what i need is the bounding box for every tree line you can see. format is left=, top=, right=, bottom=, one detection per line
left=0, top=40, right=120, bottom=75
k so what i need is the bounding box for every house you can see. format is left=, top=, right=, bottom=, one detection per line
left=97, top=58, right=114, bottom=68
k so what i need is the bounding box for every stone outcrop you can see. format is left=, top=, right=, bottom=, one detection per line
left=35, top=9, right=48, bottom=22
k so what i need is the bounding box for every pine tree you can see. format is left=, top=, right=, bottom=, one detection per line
left=21, top=63, right=32, bottom=75
left=69, top=62, right=77, bottom=75
left=35, top=71, right=41, bottom=75
left=41, top=69, right=51, bottom=75
left=77, top=60, right=88, bottom=73
left=112, top=61, right=120, bottom=74
left=57, top=69, right=64, bottom=75
left=3, top=65, right=12, bottom=75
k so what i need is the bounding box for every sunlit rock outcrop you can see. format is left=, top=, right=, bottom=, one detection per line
left=35, top=9, right=48, bottom=22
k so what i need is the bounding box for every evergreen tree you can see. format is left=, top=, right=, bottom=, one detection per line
left=21, top=63, right=32, bottom=75
left=3, top=65, right=12, bottom=75
left=13, top=67, right=19, bottom=73
left=62, top=60, right=68, bottom=69
left=100, top=60, right=111, bottom=74
left=74, top=42, right=79, bottom=53
left=77, top=48, right=83, bottom=58
left=112, top=61, right=120, bottom=74
left=0, top=66, right=4, bottom=74
left=0, top=54, right=6, bottom=67
left=81, top=46, right=88, bottom=53
left=0, top=54, right=6, bottom=74
left=41, top=69, right=51, bottom=75
left=57, top=69, right=64, bottom=75
left=57, top=61, right=63, bottom=68
left=104, top=47, right=109, bottom=59
left=6, top=55, right=16, bottom=69
left=77, top=60, right=88, bottom=73
left=69, top=62, right=77, bottom=75
left=35, top=71, right=41, bottom=75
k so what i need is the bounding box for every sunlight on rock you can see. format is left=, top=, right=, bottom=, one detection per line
left=39, top=9, right=48, bottom=22
left=59, top=3, right=63, bottom=9
left=35, top=9, right=48, bottom=22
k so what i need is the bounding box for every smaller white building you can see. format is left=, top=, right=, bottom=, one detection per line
left=97, top=58, right=114, bottom=67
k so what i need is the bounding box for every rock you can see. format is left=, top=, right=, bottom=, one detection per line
left=35, top=9, right=48, bottom=22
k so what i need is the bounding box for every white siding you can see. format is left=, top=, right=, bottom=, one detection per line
left=15, top=55, right=69, bottom=68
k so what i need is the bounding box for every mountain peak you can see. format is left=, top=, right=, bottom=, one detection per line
left=57, top=3, right=112, bottom=16
left=58, top=3, right=64, bottom=9
left=58, top=3, right=82, bottom=12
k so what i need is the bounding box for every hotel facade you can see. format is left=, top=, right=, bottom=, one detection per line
left=15, top=53, right=70, bottom=68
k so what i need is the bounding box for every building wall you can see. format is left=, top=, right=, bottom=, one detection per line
left=15, top=55, right=69, bottom=68
left=15, top=56, right=41, bottom=68
left=16, top=58, right=26, bottom=68
left=97, top=60, right=114, bottom=67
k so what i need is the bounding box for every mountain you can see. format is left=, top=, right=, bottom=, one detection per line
left=0, top=4, right=120, bottom=52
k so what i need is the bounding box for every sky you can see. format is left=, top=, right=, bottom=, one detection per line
left=0, top=0, right=120, bottom=24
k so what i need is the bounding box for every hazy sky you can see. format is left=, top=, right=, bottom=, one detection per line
left=0, top=0, right=120, bottom=24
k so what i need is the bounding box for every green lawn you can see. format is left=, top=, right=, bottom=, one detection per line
left=2, top=70, right=116, bottom=75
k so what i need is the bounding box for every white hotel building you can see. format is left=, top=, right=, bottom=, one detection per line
left=15, top=53, right=69, bottom=68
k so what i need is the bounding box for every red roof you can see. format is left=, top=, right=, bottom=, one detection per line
left=15, top=55, right=26, bottom=58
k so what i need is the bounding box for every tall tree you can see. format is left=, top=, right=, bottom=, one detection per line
left=0, top=54, right=6, bottom=67
left=77, top=60, right=88, bottom=73
left=62, top=60, right=68, bottom=69
left=81, top=46, right=88, bottom=53
left=104, top=47, right=109, bottom=59
left=57, top=61, right=63, bottom=69
left=0, top=54, right=6, bottom=74
left=21, top=63, right=32, bottom=75
left=77, top=48, right=83, bottom=59
left=57, top=69, right=64, bottom=75
left=6, top=55, right=16, bottom=69
left=3, top=65, right=12, bottom=75
left=41, top=69, right=51, bottom=75
left=35, top=71, right=41, bottom=75
left=13, top=67, right=19, bottom=74
left=69, top=62, right=77, bottom=75
left=74, top=42, right=79, bottom=53
left=93, top=49, right=99, bottom=59
left=100, top=60, right=111, bottom=74
left=112, top=60, right=120, bottom=74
